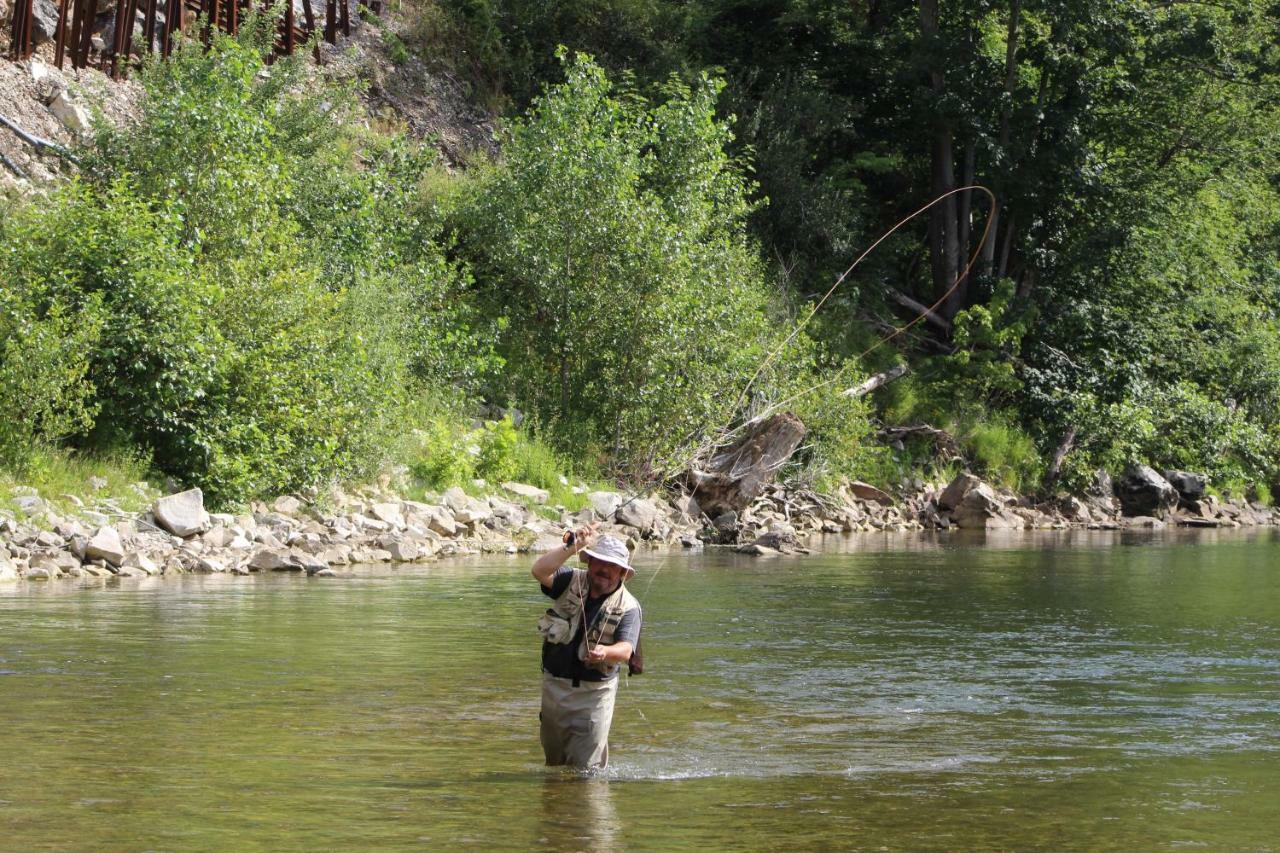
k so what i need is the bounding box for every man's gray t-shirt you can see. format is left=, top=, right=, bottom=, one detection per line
left=540, top=566, right=641, bottom=682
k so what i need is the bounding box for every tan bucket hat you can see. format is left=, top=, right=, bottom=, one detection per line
left=581, top=534, right=635, bottom=578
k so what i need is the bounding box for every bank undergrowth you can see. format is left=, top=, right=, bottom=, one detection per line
left=3, top=3, right=1278, bottom=511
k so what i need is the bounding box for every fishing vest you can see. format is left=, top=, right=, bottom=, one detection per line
left=537, top=570, right=640, bottom=675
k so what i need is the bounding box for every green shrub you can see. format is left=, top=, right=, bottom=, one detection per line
left=1, top=25, right=462, bottom=506
left=1, top=181, right=220, bottom=457
left=383, top=30, right=411, bottom=64
left=454, top=53, right=794, bottom=472
left=476, top=416, right=520, bottom=483
left=964, top=419, right=1043, bottom=492
left=409, top=417, right=478, bottom=488
left=0, top=279, right=102, bottom=466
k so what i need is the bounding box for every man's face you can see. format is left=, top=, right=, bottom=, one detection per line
left=586, top=556, right=626, bottom=597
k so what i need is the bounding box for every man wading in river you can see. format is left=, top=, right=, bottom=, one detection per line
left=532, top=525, right=642, bottom=770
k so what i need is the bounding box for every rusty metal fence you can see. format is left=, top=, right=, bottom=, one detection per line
left=7, top=0, right=373, bottom=78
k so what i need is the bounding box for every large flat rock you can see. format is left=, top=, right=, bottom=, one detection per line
left=153, top=489, right=209, bottom=538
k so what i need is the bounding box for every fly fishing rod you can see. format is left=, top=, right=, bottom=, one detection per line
left=562, top=184, right=998, bottom=551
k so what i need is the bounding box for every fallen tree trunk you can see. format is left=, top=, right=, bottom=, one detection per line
left=877, top=423, right=961, bottom=459
left=888, top=288, right=952, bottom=334
left=842, top=363, right=910, bottom=398
left=685, top=412, right=807, bottom=518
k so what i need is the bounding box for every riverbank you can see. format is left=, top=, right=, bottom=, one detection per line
left=3, top=466, right=1277, bottom=584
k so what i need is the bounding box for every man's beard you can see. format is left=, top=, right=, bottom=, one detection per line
left=589, top=572, right=620, bottom=597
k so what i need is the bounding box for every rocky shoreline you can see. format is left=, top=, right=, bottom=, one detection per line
left=2, top=464, right=1277, bottom=584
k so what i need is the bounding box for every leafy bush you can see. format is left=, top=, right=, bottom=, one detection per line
left=0, top=274, right=102, bottom=466
left=453, top=53, right=795, bottom=473
left=0, top=25, right=479, bottom=506
left=476, top=416, right=520, bottom=483
left=1, top=182, right=220, bottom=456
left=963, top=418, right=1043, bottom=492
left=409, top=417, right=478, bottom=488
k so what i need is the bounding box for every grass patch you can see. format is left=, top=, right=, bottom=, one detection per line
left=0, top=445, right=159, bottom=518
left=400, top=414, right=606, bottom=511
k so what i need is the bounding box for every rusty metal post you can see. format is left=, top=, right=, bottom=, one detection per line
left=9, top=0, right=33, bottom=61
left=54, top=0, right=72, bottom=67
left=68, top=0, right=91, bottom=69
left=323, top=0, right=335, bottom=43
left=283, top=0, right=294, bottom=54
left=111, top=0, right=138, bottom=78
left=110, top=0, right=129, bottom=78
left=78, top=0, right=98, bottom=69
left=160, top=0, right=181, bottom=56
left=339, top=0, right=347, bottom=36
left=141, top=0, right=157, bottom=53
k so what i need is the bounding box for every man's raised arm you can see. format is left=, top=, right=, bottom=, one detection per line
left=531, top=523, right=598, bottom=587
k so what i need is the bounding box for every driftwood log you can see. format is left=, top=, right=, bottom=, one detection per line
left=685, top=412, right=807, bottom=518
left=877, top=423, right=962, bottom=459
left=841, top=363, right=910, bottom=398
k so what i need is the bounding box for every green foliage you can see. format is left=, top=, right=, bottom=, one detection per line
left=383, top=30, right=411, bottom=64
left=476, top=415, right=520, bottom=483
left=963, top=419, right=1042, bottom=492
left=1, top=181, right=219, bottom=456
left=0, top=445, right=155, bottom=515
left=409, top=417, right=478, bottom=487
left=0, top=272, right=102, bottom=466
left=0, top=25, right=482, bottom=507
left=453, top=54, right=788, bottom=472
left=406, top=413, right=594, bottom=507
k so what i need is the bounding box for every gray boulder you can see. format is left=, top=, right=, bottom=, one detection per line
left=616, top=497, right=661, bottom=533
left=938, top=473, right=982, bottom=511
left=272, top=495, right=303, bottom=515
left=85, top=526, right=126, bottom=566
left=1163, top=470, right=1208, bottom=504
left=951, top=482, right=1021, bottom=529
left=153, top=489, right=209, bottom=538
left=1115, top=465, right=1179, bottom=518
left=30, top=0, right=61, bottom=44
left=0, top=556, right=19, bottom=582
left=370, top=502, right=405, bottom=528
left=121, top=552, right=161, bottom=576
left=847, top=480, right=893, bottom=505
left=248, top=548, right=292, bottom=571
left=502, top=482, right=550, bottom=504
left=587, top=491, right=623, bottom=521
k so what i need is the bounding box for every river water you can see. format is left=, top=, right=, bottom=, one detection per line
left=2, top=529, right=1278, bottom=849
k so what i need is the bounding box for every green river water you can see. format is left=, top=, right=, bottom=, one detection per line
left=2, top=529, right=1278, bottom=850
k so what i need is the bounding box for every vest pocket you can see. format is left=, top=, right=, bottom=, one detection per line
left=538, top=608, right=575, bottom=644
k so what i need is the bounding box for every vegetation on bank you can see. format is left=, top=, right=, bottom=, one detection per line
left=3, top=1, right=1279, bottom=510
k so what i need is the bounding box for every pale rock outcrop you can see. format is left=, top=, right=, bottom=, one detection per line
left=153, top=489, right=209, bottom=538
left=85, top=526, right=126, bottom=566
left=502, top=482, right=550, bottom=504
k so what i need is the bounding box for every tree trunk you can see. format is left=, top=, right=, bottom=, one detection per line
left=1043, top=426, right=1078, bottom=490
left=920, top=0, right=961, bottom=321
left=684, top=412, right=807, bottom=518
left=981, top=0, right=1021, bottom=276
left=948, top=139, right=977, bottom=318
